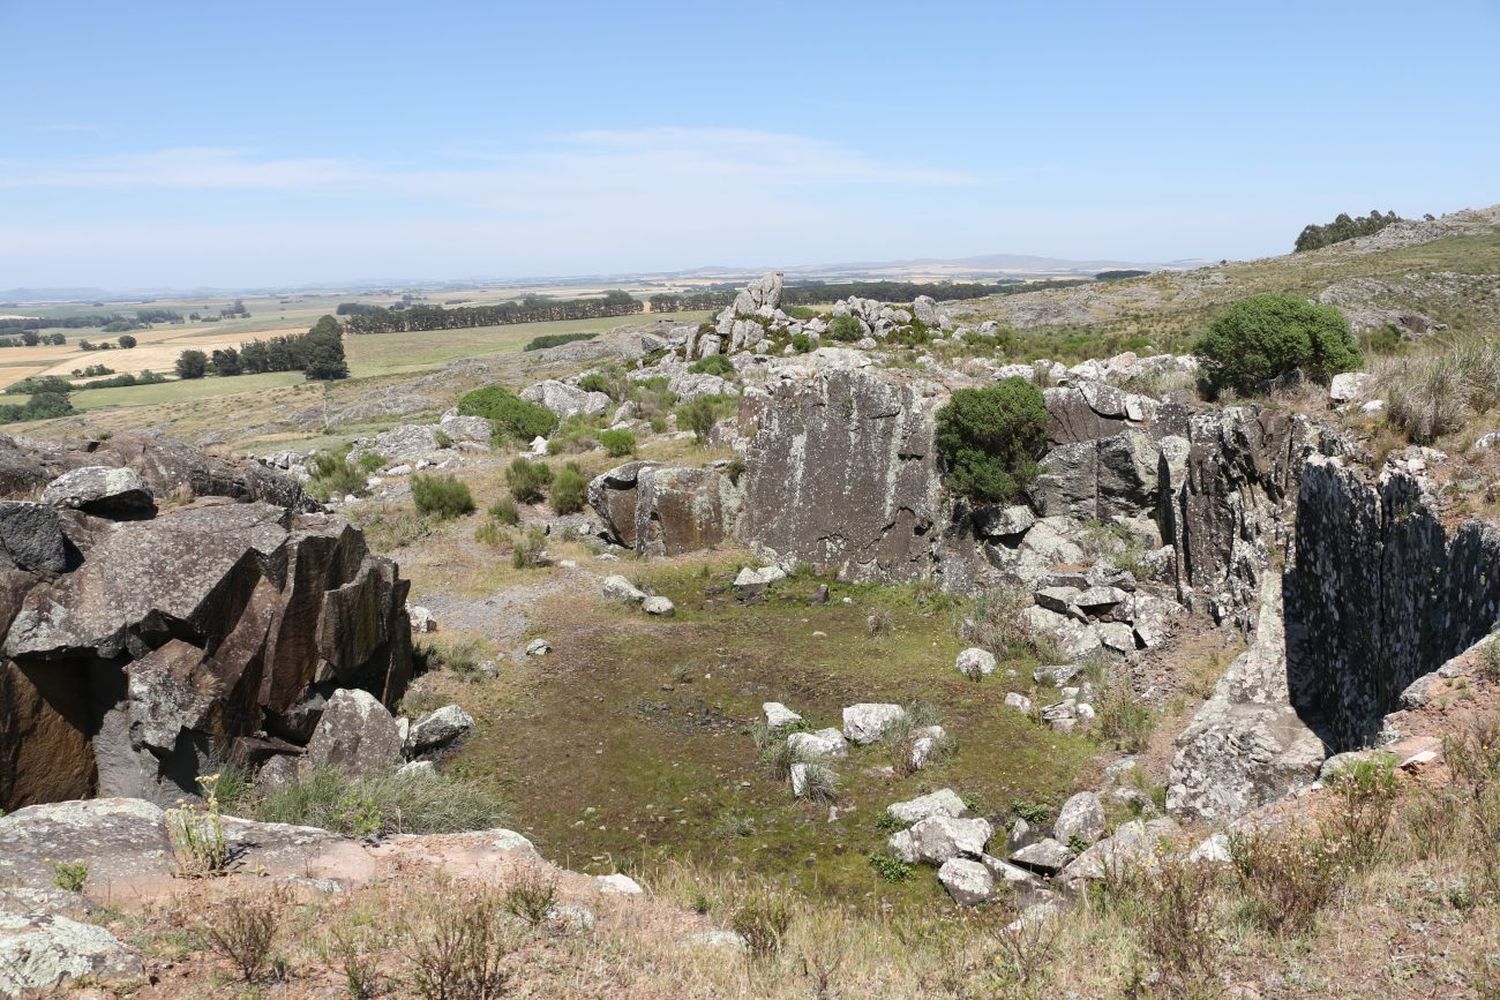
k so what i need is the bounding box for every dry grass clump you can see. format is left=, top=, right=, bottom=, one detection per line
left=1377, top=338, right=1500, bottom=444
left=206, top=890, right=285, bottom=982
left=410, top=885, right=516, bottom=999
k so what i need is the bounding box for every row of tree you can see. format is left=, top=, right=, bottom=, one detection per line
left=336, top=291, right=642, bottom=334
left=0, top=308, right=183, bottom=332
left=1294, top=210, right=1412, bottom=252
left=175, top=316, right=348, bottom=382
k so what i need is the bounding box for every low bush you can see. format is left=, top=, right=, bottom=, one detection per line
left=523, top=331, right=596, bottom=351
left=510, top=525, right=548, bottom=569
left=827, top=315, right=864, bottom=342
left=411, top=473, right=475, bottom=519
left=488, top=495, right=520, bottom=526
left=675, top=393, right=736, bottom=445
left=934, top=379, right=1049, bottom=503
left=457, top=384, right=558, bottom=441
left=1229, top=826, right=1344, bottom=935
left=1326, top=755, right=1399, bottom=866
left=690, top=353, right=735, bottom=377
left=506, top=456, right=553, bottom=503
left=550, top=462, right=587, bottom=514
left=306, top=451, right=367, bottom=501
left=598, top=428, right=636, bottom=457
left=504, top=869, right=558, bottom=928
left=790, top=332, right=812, bottom=353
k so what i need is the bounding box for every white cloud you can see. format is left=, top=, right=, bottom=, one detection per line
left=0, top=128, right=977, bottom=196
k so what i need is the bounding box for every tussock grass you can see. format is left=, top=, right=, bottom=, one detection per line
left=248, top=767, right=506, bottom=836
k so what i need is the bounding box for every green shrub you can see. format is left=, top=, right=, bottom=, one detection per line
left=411, top=473, right=475, bottom=519
left=354, top=451, right=386, bottom=474
left=790, top=333, right=812, bottom=353
left=306, top=451, right=367, bottom=501
left=934, top=379, right=1049, bottom=503
left=456, top=385, right=558, bottom=442
left=489, top=495, right=520, bottom=526
left=867, top=851, right=915, bottom=883
left=506, top=456, right=553, bottom=503
left=550, top=462, right=587, bottom=514
left=730, top=890, right=791, bottom=960
left=827, top=315, right=864, bottom=342
left=690, top=353, right=735, bottom=377
left=1194, top=292, right=1362, bottom=395
left=523, top=331, right=596, bottom=351
left=599, top=428, right=636, bottom=457
left=676, top=394, right=736, bottom=445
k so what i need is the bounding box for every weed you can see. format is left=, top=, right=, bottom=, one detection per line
left=1011, top=799, right=1051, bottom=826
left=330, top=925, right=385, bottom=999
left=1095, top=680, right=1156, bottom=753
left=411, top=886, right=514, bottom=999
left=206, top=892, right=281, bottom=982
left=1325, top=756, right=1399, bottom=867
left=1480, top=639, right=1500, bottom=683
left=1229, top=826, right=1344, bottom=935
left=252, top=766, right=506, bottom=835
left=504, top=868, right=558, bottom=928
left=50, top=859, right=87, bottom=892
left=167, top=779, right=230, bottom=877
left=474, top=519, right=507, bottom=548
left=731, top=888, right=792, bottom=960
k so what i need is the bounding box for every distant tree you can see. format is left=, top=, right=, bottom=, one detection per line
left=301, top=315, right=349, bottom=381
left=1294, top=209, right=1403, bottom=252
left=19, top=330, right=39, bottom=347
left=175, top=349, right=208, bottom=379
left=47, top=333, right=65, bottom=346
left=1194, top=292, right=1362, bottom=394
left=117, top=334, right=137, bottom=349
left=210, top=347, right=242, bottom=376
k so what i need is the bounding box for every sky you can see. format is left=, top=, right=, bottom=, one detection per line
left=1, top=0, right=1498, bottom=291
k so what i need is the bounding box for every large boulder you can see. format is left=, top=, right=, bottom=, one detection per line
left=306, top=689, right=403, bottom=778
left=406, top=704, right=475, bottom=759
left=588, top=461, right=742, bottom=556
left=841, top=703, right=906, bottom=745
left=910, top=815, right=993, bottom=864
left=41, top=466, right=154, bottom=518
left=0, top=889, right=143, bottom=995
left=937, top=857, right=992, bottom=906
left=1052, top=791, right=1106, bottom=845
left=521, top=380, right=612, bottom=418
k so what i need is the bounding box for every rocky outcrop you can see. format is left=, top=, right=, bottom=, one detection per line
left=1166, top=574, right=1326, bottom=821
left=521, top=379, right=612, bottom=418
left=0, top=430, right=319, bottom=513
left=739, top=367, right=945, bottom=581
left=1286, top=455, right=1500, bottom=749
left=0, top=441, right=411, bottom=812
left=587, top=461, right=742, bottom=556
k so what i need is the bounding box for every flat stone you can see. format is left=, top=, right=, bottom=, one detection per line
left=1009, top=837, right=1074, bottom=875
left=842, top=703, right=906, bottom=745
left=787, top=728, right=847, bottom=760
left=937, top=858, right=993, bottom=906
left=887, top=788, right=966, bottom=825
left=762, top=702, right=802, bottom=731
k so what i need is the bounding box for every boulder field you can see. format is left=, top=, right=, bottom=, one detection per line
left=0, top=431, right=412, bottom=812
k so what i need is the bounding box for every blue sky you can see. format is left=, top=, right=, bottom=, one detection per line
left=2, top=1, right=1497, bottom=290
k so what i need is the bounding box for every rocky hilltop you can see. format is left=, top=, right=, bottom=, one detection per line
left=0, top=431, right=412, bottom=812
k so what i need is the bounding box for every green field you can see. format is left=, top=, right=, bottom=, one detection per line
left=56, top=310, right=706, bottom=415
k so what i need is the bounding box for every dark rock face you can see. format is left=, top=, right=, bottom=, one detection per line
left=1286, top=457, right=1500, bottom=749
left=0, top=502, right=67, bottom=573
left=588, top=461, right=740, bottom=556
left=0, top=438, right=410, bottom=812
left=739, top=368, right=944, bottom=582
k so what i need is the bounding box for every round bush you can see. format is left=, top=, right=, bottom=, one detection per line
left=411, top=473, right=475, bottom=519
left=550, top=463, right=587, bottom=515
left=934, top=378, right=1049, bottom=504
left=506, top=456, right=553, bottom=504
left=1194, top=292, right=1361, bottom=395
left=457, top=385, right=558, bottom=442
left=598, top=428, right=636, bottom=457
left=827, top=315, right=864, bottom=342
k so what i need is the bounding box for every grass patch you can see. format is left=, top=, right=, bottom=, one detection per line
left=250, top=767, right=506, bottom=836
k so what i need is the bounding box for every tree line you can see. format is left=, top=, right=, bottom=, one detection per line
left=1294, top=210, right=1419, bottom=252
left=336, top=290, right=642, bottom=335
left=0, top=308, right=183, bottom=332
left=175, top=315, right=348, bottom=382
